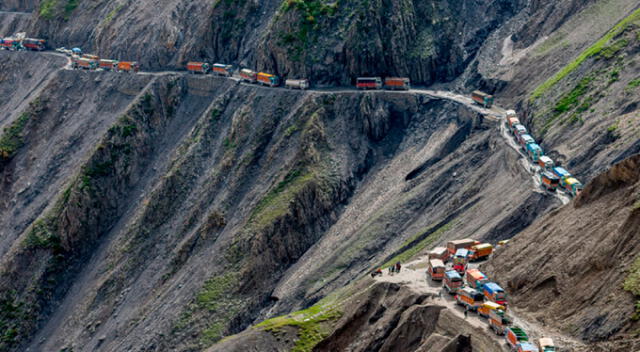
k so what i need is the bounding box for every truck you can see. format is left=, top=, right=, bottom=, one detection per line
left=187, top=62, right=210, bottom=74
left=518, top=134, right=535, bottom=149
left=99, top=59, right=118, bottom=71
left=356, top=77, right=382, bottom=90
left=488, top=308, right=511, bottom=335
left=507, top=116, right=520, bottom=130
left=212, top=63, right=233, bottom=76
left=0, top=38, right=22, bottom=51
left=257, top=72, right=280, bottom=87
left=427, top=246, right=449, bottom=262
left=72, top=57, right=98, bottom=70
left=444, top=270, right=463, bottom=294
left=478, top=301, right=505, bottom=318
left=427, top=259, right=445, bottom=281
left=540, top=171, right=560, bottom=192
left=82, top=54, right=100, bottom=61
left=285, top=79, right=310, bottom=90
left=526, top=143, right=544, bottom=162
left=516, top=342, right=540, bottom=352
left=455, top=287, right=484, bottom=311
left=453, top=248, right=469, bottom=274
left=117, top=61, right=140, bottom=73
left=563, top=177, right=583, bottom=197
left=537, top=156, right=554, bottom=170
left=471, top=90, right=494, bottom=108
left=465, top=268, right=488, bottom=289
left=505, top=326, right=529, bottom=349
left=384, top=77, right=410, bottom=90
left=538, top=337, right=557, bottom=352
left=513, top=124, right=527, bottom=138
left=239, top=68, right=257, bottom=83
left=483, top=282, right=507, bottom=307
left=446, top=238, right=476, bottom=256
left=551, top=167, right=571, bottom=182
left=469, top=243, right=493, bottom=261
left=22, top=38, right=46, bottom=51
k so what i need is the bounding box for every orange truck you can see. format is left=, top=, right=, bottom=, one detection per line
left=427, top=259, right=445, bottom=281
left=72, top=57, right=97, bottom=70
left=240, top=68, right=257, bottom=83
left=427, top=247, right=449, bottom=262
left=99, top=59, right=118, bottom=71
left=447, top=238, right=476, bottom=256
left=465, top=268, right=488, bottom=289
left=455, top=287, right=484, bottom=311
left=469, top=243, right=493, bottom=261
left=257, top=72, right=280, bottom=87
left=117, top=61, right=140, bottom=73
left=212, top=63, right=233, bottom=76
left=383, top=77, right=410, bottom=90
left=488, top=308, right=511, bottom=335
left=187, top=62, right=210, bottom=74
left=471, top=90, right=494, bottom=108
left=505, top=326, right=529, bottom=349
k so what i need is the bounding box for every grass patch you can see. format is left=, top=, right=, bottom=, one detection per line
left=530, top=7, right=640, bottom=100
left=196, top=273, right=237, bottom=311
left=628, top=78, right=640, bottom=88
left=599, top=39, right=628, bottom=59
left=382, top=221, right=454, bottom=268
left=39, top=0, right=58, bottom=19
left=257, top=298, right=342, bottom=352
left=607, top=122, right=619, bottom=133
left=0, top=113, right=30, bottom=161
left=624, top=255, right=640, bottom=320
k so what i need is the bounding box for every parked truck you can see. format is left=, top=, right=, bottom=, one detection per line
left=516, top=342, right=540, bottom=352
left=538, top=337, right=557, bottom=352
left=117, top=61, right=140, bottom=73
left=240, top=68, right=257, bottom=83
left=187, top=62, right=210, bottom=74
left=518, top=134, right=535, bottom=149
left=285, top=79, right=310, bottom=90
left=257, top=72, right=280, bottom=87
left=526, top=143, right=544, bottom=162
left=453, top=248, right=469, bottom=274
left=471, top=90, right=494, bottom=108
left=447, top=238, right=476, bottom=255
left=488, top=308, right=511, bottom=335
left=563, top=177, right=583, bottom=197
left=212, top=63, right=233, bottom=76
left=356, top=77, right=382, bottom=90
left=384, top=77, right=410, bottom=90
left=478, top=301, right=505, bottom=318
left=505, top=326, right=529, bottom=349
left=427, top=259, right=445, bottom=281
left=22, top=38, right=46, bottom=51
left=72, top=57, right=98, bottom=70
left=0, top=38, right=22, bottom=51
left=469, top=243, right=493, bottom=261
left=507, top=116, right=521, bottom=130
left=465, top=268, right=488, bottom=289
left=537, top=156, right=555, bottom=170
left=483, top=282, right=507, bottom=307
left=456, top=287, right=484, bottom=311
left=99, top=59, right=118, bottom=71
left=444, top=270, right=463, bottom=294
left=540, top=171, right=560, bottom=192
left=551, top=167, right=571, bottom=183
left=427, top=246, right=449, bottom=262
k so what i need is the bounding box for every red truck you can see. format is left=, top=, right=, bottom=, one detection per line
left=240, top=68, right=257, bottom=83
left=99, top=59, right=118, bottom=71
left=0, top=38, right=21, bottom=50
left=187, top=62, right=210, bottom=74
left=72, top=57, right=98, bottom=70
left=117, top=61, right=140, bottom=73
left=384, top=77, right=410, bottom=90
left=488, top=308, right=511, bottom=335
left=427, top=259, right=445, bottom=281
left=447, top=239, right=476, bottom=256
left=212, top=63, right=233, bottom=76
left=356, top=77, right=382, bottom=90
left=471, top=90, right=494, bottom=108
left=22, top=38, right=46, bottom=51
left=443, top=270, right=463, bottom=294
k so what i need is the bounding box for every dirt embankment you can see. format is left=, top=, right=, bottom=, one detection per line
left=483, top=154, right=640, bottom=349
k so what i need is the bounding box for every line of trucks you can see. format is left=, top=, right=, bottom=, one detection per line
left=426, top=239, right=557, bottom=352
left=504, top=109, right=583, bottom=196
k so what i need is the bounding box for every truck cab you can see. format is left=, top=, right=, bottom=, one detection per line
left=526, top=143, right=544, bottom=162
left=453, top=249, right=469, bottom=274
left=483, top=282, right=507, bottom=307
left=427, top=259, right=445, bottom=281
left=513, top=124, right=527, bottom=137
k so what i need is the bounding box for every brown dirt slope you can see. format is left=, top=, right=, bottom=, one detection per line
left=483, top=154, right=640, bottom=348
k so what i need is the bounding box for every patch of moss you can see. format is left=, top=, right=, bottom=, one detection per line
left=382, top=221, right=454, bottom=267
left=531, top=7, right=640, bottom=100
left=0, top=113, right=30, bottom=161
left=599, top=39, right=629, bottom=59
left=257, top=299, right=342, bottom=352
left=39, top=0, right=58, bottom=19
left=628, top=78, right=640, bottom=88
left=624, top=255, right=640, bottom=319
left=0, top=291, right=25, bottom=347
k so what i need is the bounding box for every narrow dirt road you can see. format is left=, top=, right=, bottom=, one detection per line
left=374, top=257, right=583, bottom=351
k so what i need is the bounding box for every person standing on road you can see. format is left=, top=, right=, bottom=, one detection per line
left=464, top=307, right=468, bottom=319
left=395, top=261, right=401, bottom=273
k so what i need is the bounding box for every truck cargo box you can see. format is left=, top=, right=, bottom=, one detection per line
left=478, top=301, right=505, bottom=317
left=427, top=259, right=445, bottom=281
left=356, top=77, right=382, bottom=90
left=257, top=72, right=280, bottom=87
left=22, top=38, right=46, bottom=51
left=540, top=171, right=560, bottom=191
left=384, top=77, right=410, bottom=90
left=518, top=134, right=535, bottom=148
left=444, top=270, right=463, bottom=294
left=99, top=59, right=118, bottom=70
left=516, top=342, right=540, bottom=352
left=447, top=239, right=476, bottom=255
left=455, top=287, right=484, bottom=311
left=187, top=62, right=210, bottom=74
left=526, top=143, right=544, bottom=162
left=285, top=79, right=310, bottom=90
left=240, top=68, right=257, bottom=82
left=428, top=247, right=449, bottom=262
left=538, top=156, right=554, bottom=170
left=513, top=124, right=527, bottom=137
left=117, top=61, right=140, bottom=73
left=506, top=326, right=528, bottom=348
left=471, top=90, right=494, bottom=108
left=465, top=268, right=488, bottom=289
left=469, top=243, right=493, bottom=261
left=484, top=282, right=507, bottom=306
left=212, top=63, right=233, bottom=76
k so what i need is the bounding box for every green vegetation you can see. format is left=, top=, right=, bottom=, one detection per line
left=39, top=0, right=58, bottom=19
left=23, top=219, right=61, bottom=250
left=278, top=0, right=339, bottom=60
left=249, top=168, right=318, bottom=229
left=624, top=256, right=640, bottom=320
left=607, top=122, right=619, bottom=133
left=383, top=221, right=454, bottom=267
left=257, top=299, right=342, bottom=352
left=0, top=113, right=30, bottom=162
left=103, top=3, right=123, bottom=26
left=530, top=8, right=640, bottom=100
left=633, top=199, right=640, bottom=210
left=0, top=291, right=25, bottom=346
left=599, top=39, right=628, bottom=59
left=64, top=0, right=79, bottom=19
left=196, top=273, right=237, bottom=311
left=628, top=78, right=640, bottom=88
